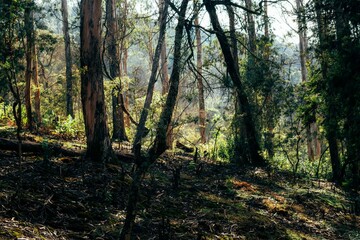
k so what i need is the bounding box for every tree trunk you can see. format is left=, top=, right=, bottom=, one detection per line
left=24, top=3, right=33, bottom=130
left=245, top=0, right=256, bottom=54
left=61, top=0, right=74, bottom=118
left=195, top=0, right=206, bottom=144
left=80, top=0, right=112, bottom=162
left=204, top=0, right=264, bottom=166
left=132, top=0, right=169, bottom=157
left=32, top=43, right=41, bottom=127
left=121, top=1, right=189, bottom=238
left=123, top=44, right=131, bottom=128
left=61, top=0, right=73, bottom=118
left=263, top=0, right=274, bottom=159
left=245, top=0, right=261, bottom=163
left=315, top=0, right=342, bottom=183
left=226, top=3, right=249, bottom=163
left=296, top=0, right=320, bottom=161
left=159, top=0, right=173, bottom=148
left=106, top=0, right=128, bottom=141
left=333, top=1, right=359, bottom=188
left=120, top=0, right=131, bottom=128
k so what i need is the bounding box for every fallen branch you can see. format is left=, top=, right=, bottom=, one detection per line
left=0, top=137, right=135, bottom=163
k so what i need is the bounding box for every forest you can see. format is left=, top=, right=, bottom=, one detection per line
left=0, top=0, right=359, bottom=239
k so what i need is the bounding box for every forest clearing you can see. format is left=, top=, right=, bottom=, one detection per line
left=1, top=0, right=359, bottom=239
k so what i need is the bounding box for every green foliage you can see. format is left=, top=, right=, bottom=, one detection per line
left=0, top=103, right=12, bottom=125
left=54, top=115, right=84, bottom=139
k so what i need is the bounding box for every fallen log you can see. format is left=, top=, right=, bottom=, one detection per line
left=0, top=137, right=135, bottom=163
left=176, top=141, right=193, bottom=153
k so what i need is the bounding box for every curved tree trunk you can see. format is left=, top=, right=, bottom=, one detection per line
left=80, top=0, right=112, bottom=161
left=204, top=0, right=265, bottom=166
left=132, top=0, right=169, bottom=157
left=121, top=1, right=189, bottom=238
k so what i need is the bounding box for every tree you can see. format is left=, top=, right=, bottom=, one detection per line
left=61, top=0, right=74, bottom=118
left=160, top=0, right=170, bottom=95
left=105, top=0, right=128, bottom=141
left=313, top=0, right=342, bottom=183
left=121, top=1, right=189, bottom=238
left=296, top=0, right=320, bottom=161
left=204, top=0, right=265, bottom=166
left=0, top=0, right=26, bottom=186
left=132, top=0, right=169, bottom=156
left=24, top=1, right=34, bottom=130
left=262, top=0, right=275, bottom=159
left=80, top=0, right=112, bottom=161
left=311, top=0, right=360, bottom=186
left=159, top=0, right=173, bottom=147
left=194, top=0, right=206, bottom=144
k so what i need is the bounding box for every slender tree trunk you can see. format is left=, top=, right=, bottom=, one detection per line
left=24, top=3, right=33, bottom=130
left=123, top=45, right=131, bottom=127
left=204, top=0, right=265, bottom=166
left=245, top=0, right=256, bottom=54
left=106, top=0, right=128, bottom=141
left=226, top=3, right=247, bottom=162
left=263, top=0, right=274, bottom=159
left=121, top=1, right=189, bottom=238
left=61, top=0, right=74, bottom=118
left=195, top=0, right=206, bottom=144
left=160, top=0, right=169, bottom=95
left=80, top=0, right=112, bottom=161
left=132, top=0, right=169, bottom=157
left=120, top=0, right=131, bottom=128
left=32, top=44, right=41, bottom=127
left=296, top=0, right=320, bottom=161
left=159, top=0, right=173, bottom=148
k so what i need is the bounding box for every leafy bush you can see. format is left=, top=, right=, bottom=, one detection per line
left=55, top=115, right=84, bottom=139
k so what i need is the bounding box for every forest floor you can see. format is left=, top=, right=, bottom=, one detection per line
left=0, top=128, right=359, bottom=239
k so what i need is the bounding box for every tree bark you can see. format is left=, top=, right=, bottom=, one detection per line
left=80, top=0, right=112, bottom=162
left=195, top=0, right=206, bottom=144
left=160, top=0, right=169, bottom=95
left=24, top=2, right=34, bottom=130
left=106, top=0, right=128, bottom=141
left=132, top=0, right=169, bottom=157
left=263, top=0, right=274, bottom=159
left=32, top=43, right=41, bottom=127
left=121, top=1, right=189, bottom=238
left=159, top=0, right=173, bottom=148
left=204, top=0, right=265, bottom=166
left=245, top=0, right=256, bottom=54
left=123, top=40, right=131, bottom=127
left=0, top=137, right=135, bottom=162
left=61, top=0, right=74, bottom=118
left=226, top=2, right=248, bottom=163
